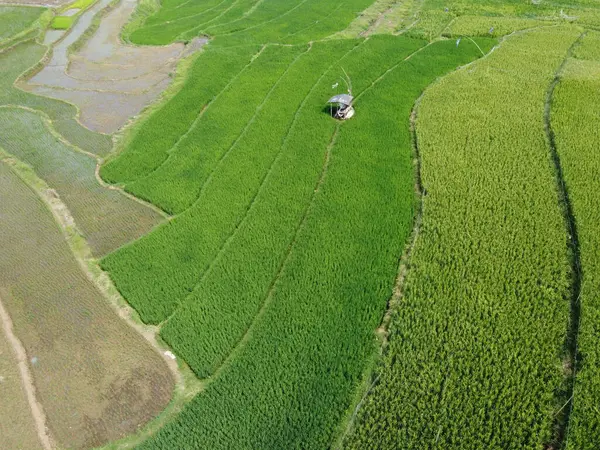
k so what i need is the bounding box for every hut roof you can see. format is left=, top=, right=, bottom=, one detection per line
left=327, top=94, right=353, bottom=106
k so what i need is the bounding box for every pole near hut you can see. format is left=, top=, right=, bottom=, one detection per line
left=327, top=68, right=354, bottom=120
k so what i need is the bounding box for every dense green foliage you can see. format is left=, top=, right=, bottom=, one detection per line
left=132, top=36, right=493, bottom=449
left=125, top=44, right=306, bottom=213
left=101, top=37, right=427, bottom=324
left=553, top=31, right=600, bottom=449
left=159, top=36, right=426, bottom=376
left=344, top=27, right=577, bottom=449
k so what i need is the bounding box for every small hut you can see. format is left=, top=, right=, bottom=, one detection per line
left=327, top=93, right=354, bottom=120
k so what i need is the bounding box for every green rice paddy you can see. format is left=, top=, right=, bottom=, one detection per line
left=2, top=0, right=600, bottom=448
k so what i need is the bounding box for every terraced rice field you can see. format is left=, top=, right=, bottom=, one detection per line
left=344, top=26, right=577, bottom=449
left=2, top=0, right=600, bottom=448
left=0, top=161, right=174, bottom=449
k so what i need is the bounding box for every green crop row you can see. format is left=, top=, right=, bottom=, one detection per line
left=344, top=27, right=578, bottom=449
left=100, top=34, right=439, bottom=326
left=100, top=44, right=260, bottom=184
left=206, top=0, right=375, bottom=46
left=159, top=35, right=428, bottom=377
left=129, top=0, right=238, bottom=44
left=131, top=36, right=493, bottom=450
left=124, top=44, right=307, bottom=214
left=127, top=0, right=374, bottom=45
left=553, top=31, right=600, bottom=449
left=100, top=44, right=314, bottom=323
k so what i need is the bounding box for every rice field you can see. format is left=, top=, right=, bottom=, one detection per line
left=552, top=30, right=600, bottom=448
left=344, top=26, right=578, bottom=449
left=2, top=0, right=600, bottom=449
left=0, top=5, right=46, bottom=43
left=0, top=161, right=174, bottom=449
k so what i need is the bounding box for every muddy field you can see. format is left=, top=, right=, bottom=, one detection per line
left=0, top=162, right=175, bottom=449
left=24, top=0, right=206, bottom=133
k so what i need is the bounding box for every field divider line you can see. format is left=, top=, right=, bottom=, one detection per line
left=544, top=30, right=586, bottom=450
left=159, top=38, right=366, bottom=326
left=202, top=122, right=340, bottom=385
left=127, top=43, right=268, bottom=188
left=0, top=293, right=53, bottom=450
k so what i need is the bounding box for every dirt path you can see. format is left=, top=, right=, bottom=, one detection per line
left=0, top=293, right=52, bottom=450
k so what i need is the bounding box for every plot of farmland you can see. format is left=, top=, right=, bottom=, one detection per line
left=2, top=0, right=600, bottom=448
left=0, top=6, right=45, bottom=44
left=102, top=35, right=496, bottom=448
left=0, top=107, right=164, bottom=257
left=24, top=0, right=206, bottom=134
left=344, top=26, right=578, bottom=449
left=0, top=161, right=174, bottom=449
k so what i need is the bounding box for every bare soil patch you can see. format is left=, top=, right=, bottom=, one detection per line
left=24, top=0, right=206, bottom=133
left=0, top=161, right=174, bottom=449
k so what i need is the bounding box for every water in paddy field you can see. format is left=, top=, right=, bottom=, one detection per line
left=25, top=0, right=206, bottom=133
